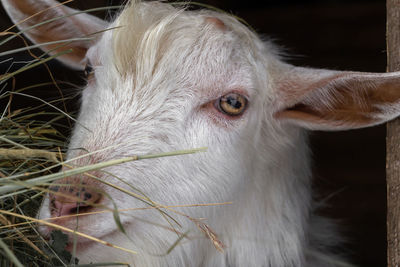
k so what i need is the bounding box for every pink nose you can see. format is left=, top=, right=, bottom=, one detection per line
left=49, top=182, right=103, bottom=217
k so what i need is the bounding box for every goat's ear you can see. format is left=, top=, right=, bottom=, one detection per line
left=274, top=65, right=400, bottom=130
left=2, top=0, right=106, bottom=69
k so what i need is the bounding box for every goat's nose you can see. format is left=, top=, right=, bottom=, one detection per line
left=49, top=183, right=103, bottom=217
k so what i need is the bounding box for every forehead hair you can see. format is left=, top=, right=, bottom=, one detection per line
left=111, top=0, right=266, bottom=86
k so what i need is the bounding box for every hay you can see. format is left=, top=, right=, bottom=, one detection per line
left=0, top=2, right=226, bottom=266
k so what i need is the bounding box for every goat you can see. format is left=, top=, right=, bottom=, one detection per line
left=3, top=0, right=400, bottom=266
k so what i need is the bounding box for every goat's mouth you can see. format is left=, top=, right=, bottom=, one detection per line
left=64, top=237, right=95, bottom=252
left=40, top=224, right=120, bottom=255
left=66, top=226, right=123, bottom=254
left=39, top=214, right=108, bottom=241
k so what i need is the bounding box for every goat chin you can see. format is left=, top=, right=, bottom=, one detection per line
left=3, top=0, right=399, bottom=266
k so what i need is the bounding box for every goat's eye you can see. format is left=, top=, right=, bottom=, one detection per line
left=84, top=62, right=94, bottom=79
left=217, top=93, right=248, bottom=116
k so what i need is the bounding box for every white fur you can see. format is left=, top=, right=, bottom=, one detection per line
left=4, top=0, right=400, bottom=266
left=36, top=4, right=342, bottom=265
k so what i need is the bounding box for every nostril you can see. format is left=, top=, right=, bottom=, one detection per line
left=53, top=202, right=82, bottom=217
left=68, top=203, right=94, bottom=215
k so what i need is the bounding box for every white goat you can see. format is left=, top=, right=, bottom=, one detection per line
left=3, top=0, right=400, bottom=266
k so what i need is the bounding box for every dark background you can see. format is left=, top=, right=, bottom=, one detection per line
left=0, top=0, right=387, bottom=266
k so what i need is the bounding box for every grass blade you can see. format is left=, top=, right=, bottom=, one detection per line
left=0, top=148, right=207, bottom=195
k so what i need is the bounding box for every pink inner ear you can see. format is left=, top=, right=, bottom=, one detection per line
left=2, top=0, right=107, bottom=70
left=274, top=68, right=400, bottom=130
left=205, top=17, right=226, bottom=31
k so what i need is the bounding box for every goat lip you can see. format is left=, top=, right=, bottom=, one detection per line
left=64, top=228, right=120, bottom=253
left=65, top=239, right=93, bottom=252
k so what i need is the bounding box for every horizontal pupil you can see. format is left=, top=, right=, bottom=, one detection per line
left=226, top=96, right=242, bottom=109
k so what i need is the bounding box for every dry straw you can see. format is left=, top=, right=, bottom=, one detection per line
left=0, top=1, right=230, bottom=266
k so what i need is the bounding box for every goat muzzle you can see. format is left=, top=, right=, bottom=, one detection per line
left=49, top=177, right=103, bottom=217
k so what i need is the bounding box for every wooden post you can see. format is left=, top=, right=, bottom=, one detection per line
left=387, top=1, right=400, bottom=266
